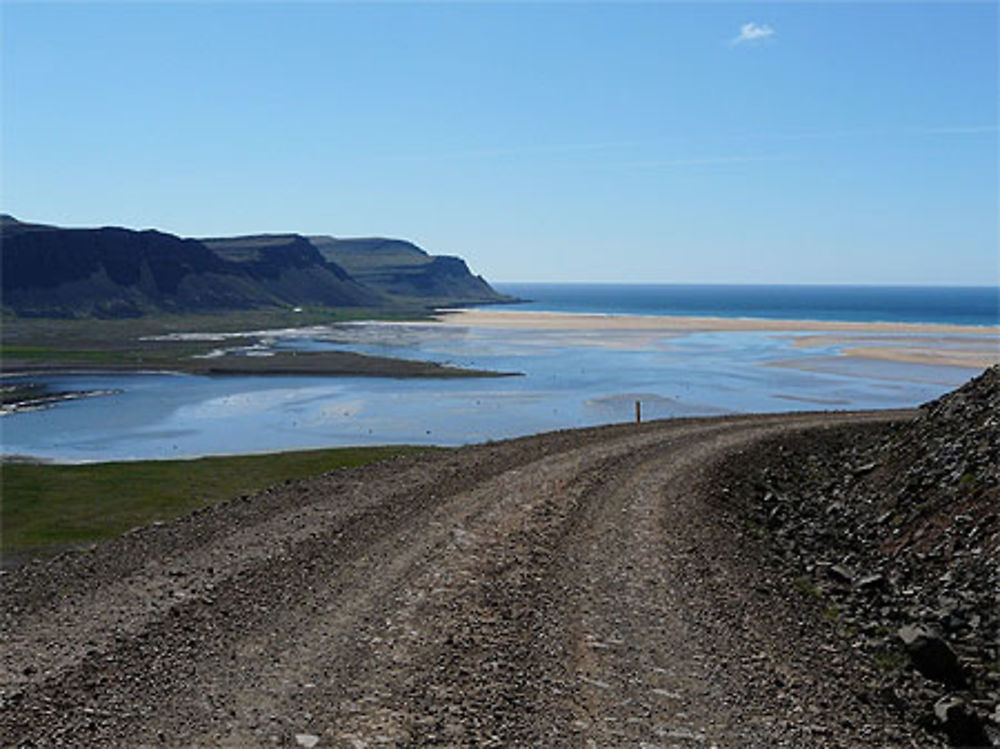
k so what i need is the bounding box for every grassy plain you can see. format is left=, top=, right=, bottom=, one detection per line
left=1, top=306, right=430, bottom=370
left=1, top=445, right=434, bottom=562
left=0, top=306, right=513, bottom=380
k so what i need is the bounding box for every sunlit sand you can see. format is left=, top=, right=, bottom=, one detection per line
left=436, top=309, right=1000, bottom=369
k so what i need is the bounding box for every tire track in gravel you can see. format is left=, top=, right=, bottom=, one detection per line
left=0, top=410, right=927, bottom=748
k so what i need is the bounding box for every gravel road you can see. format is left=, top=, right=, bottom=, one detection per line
left=1, top=411, right=934, bottom=748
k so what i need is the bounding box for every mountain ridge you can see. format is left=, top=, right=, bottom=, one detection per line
left=0, top=216, right=510, bottom=318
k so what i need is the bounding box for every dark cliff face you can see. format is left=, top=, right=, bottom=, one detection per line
left=0, top=217, right=510, bottom=318
left=4, top=224, right=231, bottom=295
left=0, top=220, right=378, bottom=317
left=201, top=234, right=351, bottom=281
left=310, top=235, right=510, bottom=304
left=199, top=234, right=379, bottom=306
left=386, top=255, right=500, bottom=300
left=2, top=219, right=254, bottom=317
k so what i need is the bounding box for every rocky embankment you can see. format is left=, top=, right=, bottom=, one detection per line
left=710, top=365, right=999, bottom=747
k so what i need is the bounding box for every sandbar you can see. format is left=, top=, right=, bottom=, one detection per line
left=786, top=333, right=1000, bottom=369
left=837, top=346, right=998, bottom=370
left=436, top=308, right=1000, bottom=370
left=436, top=308, right=998, bottom=335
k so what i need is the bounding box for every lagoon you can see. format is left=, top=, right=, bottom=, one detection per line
left=1, top=317, right=987, bottom=463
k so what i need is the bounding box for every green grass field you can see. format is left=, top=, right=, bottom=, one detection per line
left=1, top=307, right=435, bottom=370
left=1, top=305, right=433, bottom=348
left=1, top=445, right=433, bottom=560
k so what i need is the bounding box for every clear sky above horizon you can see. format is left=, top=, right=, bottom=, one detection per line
left=2, top=2, right=997, bottom=285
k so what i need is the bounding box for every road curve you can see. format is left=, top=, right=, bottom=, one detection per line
left=1, top=411, right=930, bottom=748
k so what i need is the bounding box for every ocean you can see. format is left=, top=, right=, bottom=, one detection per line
left=492, top=283, right=1000, bottom=327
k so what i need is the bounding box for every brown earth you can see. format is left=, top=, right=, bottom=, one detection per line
left=3, top=410, right=949, bottom=749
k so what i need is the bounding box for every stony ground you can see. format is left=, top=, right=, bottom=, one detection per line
left=2, top=407, right=976, bottom=749
left=711, top=366, right=999, bottom=748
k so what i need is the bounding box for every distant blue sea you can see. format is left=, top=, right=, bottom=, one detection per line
left=493, top=284, right=1000, bottom=327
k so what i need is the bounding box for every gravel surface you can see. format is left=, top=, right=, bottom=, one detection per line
left=2, top=409, right=942, bottom=748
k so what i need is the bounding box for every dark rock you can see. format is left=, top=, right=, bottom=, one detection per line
left=857, top=573, right=887, bottom=591
left=708, top=366, right=1000, bottom=747
left=898, top=626, right=967, bottom=689
left=828, top=565, right=854, bottom=585
left=933, top=696, right=991, bottom=747
left=853, top=462, right=879, bottom=476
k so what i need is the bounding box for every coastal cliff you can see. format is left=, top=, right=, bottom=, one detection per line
left=309, top=235, right=512, bottom=305
left=0, top=215, right=508, bottom=318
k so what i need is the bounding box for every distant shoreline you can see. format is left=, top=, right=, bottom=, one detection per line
left=436, top=308, right=1000, bottom=369
left=437, top=307, right=1000, bottom=333
left=489, top=282, right=1000, bottom=328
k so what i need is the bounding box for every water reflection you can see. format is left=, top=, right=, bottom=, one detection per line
left=1, top=323, right=979, bottom=462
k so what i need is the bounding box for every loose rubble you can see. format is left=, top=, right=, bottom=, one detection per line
left=709, top=365, right=999, bottom=747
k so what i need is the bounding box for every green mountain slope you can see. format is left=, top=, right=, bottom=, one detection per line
left=199, top=234, right=382, bottom=307
left=309, top=236, right=512, bottom=305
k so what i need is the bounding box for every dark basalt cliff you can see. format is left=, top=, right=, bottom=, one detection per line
left=0, top=216, right=507, bottom=318
left=199, top=234, right=381, bottom=308
left=2, top=217, right=270, bottom=318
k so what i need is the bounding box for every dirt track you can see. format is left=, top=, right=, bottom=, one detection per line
left=1, top=411, right=934, bottom=748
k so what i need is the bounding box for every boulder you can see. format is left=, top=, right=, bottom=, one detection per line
left=933, top=696, right=990, bottom=747
left=898, top=625, right=967, bottom=689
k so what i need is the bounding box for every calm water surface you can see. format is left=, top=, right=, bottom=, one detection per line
left=495, top=283, right=1000, bottom=326
left=1, top=320, right=982, bottom=462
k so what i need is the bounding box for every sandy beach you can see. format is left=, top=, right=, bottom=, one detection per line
left=436, top=308, right=999, bottom=335
left=436, top=309, right=1000, bottom=370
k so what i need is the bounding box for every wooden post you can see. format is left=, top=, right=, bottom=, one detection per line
left=635, top=400, right=641, bottom=424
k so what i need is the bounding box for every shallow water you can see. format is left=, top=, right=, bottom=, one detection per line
left=0, top=322, right=980, bottom=462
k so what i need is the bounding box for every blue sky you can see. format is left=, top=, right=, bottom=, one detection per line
left=2, top=2, right=997, bottom=285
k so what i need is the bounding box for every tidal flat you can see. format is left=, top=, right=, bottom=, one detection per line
left=2, top=311, right=994, bottom=463
left=437, top=309, right=1000, bottom=369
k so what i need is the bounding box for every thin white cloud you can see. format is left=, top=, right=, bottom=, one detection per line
left=611, top=154, right=799, bottom=170
left=910, top=125, right=999, bottom=136
left=741, top=125, right=999, bottom=142
left=731, top=22, right=775, bottom=46
left=391, top=139, right=646, bottom=163
left=387, top=123, right=995, bottom=165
